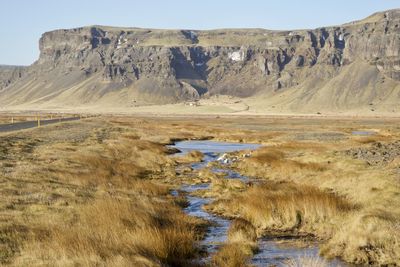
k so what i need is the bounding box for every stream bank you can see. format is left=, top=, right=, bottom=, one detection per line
left=172, top=140, right=347, bottom=266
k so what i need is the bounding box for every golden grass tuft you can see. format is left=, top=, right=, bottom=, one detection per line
left=321, top=212, right=400, bottom=265
left=13, top=197, right=202, bottom=267
left=55, top=136, right=175, bottom=190
left=174, top=150, right=204, bottom=163
left=236, top=146, right=328, bottom=180
left=211, top=243, right=252, bottom=267
left=207, top=181, right=352, bottom=266
left=226, top=218, right=259, bottom=261
left=274, top=141, right=327, bottom=152
left=212, top=214, right=259, bottom=266
left=286, top=255, right=329, bottom=267
left=247, top=148, right=285, bottom=164
left=207, top=182, right=352, bottom=237
left=228, top=218, right=257, bottom=245
left=352, top=134, right=394, bottom=144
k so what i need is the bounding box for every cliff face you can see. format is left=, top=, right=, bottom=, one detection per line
left=0, top=65, right=26, bottom=91
left=1, top=9, right=400, bottom=111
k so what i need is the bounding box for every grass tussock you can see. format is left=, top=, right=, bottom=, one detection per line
left=238, top=147, right=327, bottom=179
left=321, top=212, right=400, bottom=265
left=56, top=137, right=176, bottom=190
left=212, top=243, right=252, bottom=267
left=212, top=217, right=258, bottom=266
left=209, top=183, right=353, bottom=266
left=211, top=177, right=247, bottom=192
left=248, top=148, right=285, bottom=164
left=228, top=218, right=257, bottom=245
left=174, top=150, right=204, bottom=163
left=13, top=197, right=203, bottom=267
left=286, top=255, right=329, bottom=267
left=206, top=182, right=352, bottom=237
left=0, top=225, right=31, bottom=264
left=350, top=131, right=394, bottom=144
left=274, top=141, right=327, bottom=152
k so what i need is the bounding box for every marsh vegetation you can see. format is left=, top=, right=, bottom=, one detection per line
left=0, top=115, right=399, bottom=266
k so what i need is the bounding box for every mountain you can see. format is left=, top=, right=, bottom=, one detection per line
left=0, top=65, right=26, bottom=93
left=0, top=9, right=399, bottom=113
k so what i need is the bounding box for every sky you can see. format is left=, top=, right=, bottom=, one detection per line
left=0, top=0, right=399, bottom=66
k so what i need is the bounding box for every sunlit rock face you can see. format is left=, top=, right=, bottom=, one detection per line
left=1, top=9, right=400, bottom=108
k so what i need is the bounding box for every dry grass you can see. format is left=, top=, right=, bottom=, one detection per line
left=273, top=141, right=328, bottom=152
left=210, top=176, right=247, bottom=193
left=209, top=118, right=400, bottom=265
left=0, top=113, right=70, bottom=124
left=206, top=182, right=352, bottom=238
left=353, top=135, right=390, bottom=144
left=1, top=115, right=400, bottom=266
left=286, top=255, right=329, bottom=267
left=321, top=212, right=400, bottom=265
left=122, top=116, right=400, bottom=266
left=214, top=218, right=259, bottom=265
left=211, top=243, right=252, bottom=267
left=174, top=150, right=204, bottom=164
left=0, top=117, right=208, bottom=266
left=228, top=218, right=257, bottom=246
left=62, top=139, right=174, bottom=188
left=13, top=197, right=202, bottom=267
left=236, top=147, right=327, bottom=181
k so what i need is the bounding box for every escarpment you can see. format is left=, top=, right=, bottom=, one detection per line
left=1, top=9, right=400, bottom=112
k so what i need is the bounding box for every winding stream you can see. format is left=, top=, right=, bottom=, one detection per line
left=172, top=140, right=346, bottom=266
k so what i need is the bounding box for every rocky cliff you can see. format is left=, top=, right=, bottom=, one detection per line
left=1, top=9, right=400, bottom=112
left=0, top=65, right=26, bottom=92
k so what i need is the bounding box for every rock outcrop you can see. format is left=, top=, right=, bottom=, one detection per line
left=0, top=65, right=26, bottom=91
left=0, top=9, right=399, bottom=112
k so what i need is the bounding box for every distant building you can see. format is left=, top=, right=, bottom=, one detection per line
left=185, top=100, right=200, bottom=107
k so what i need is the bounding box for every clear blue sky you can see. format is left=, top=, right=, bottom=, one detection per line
left=1, top=0, right=399, bottom=66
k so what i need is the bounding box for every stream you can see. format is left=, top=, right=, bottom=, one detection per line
left=172, top=140, right=346, bottom=266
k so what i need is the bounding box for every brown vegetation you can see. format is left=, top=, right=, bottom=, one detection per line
left=206, top=182, right=352, bottom=238
left=212, top=218, right=259, bottom=267
left=174, top=150, right=204, bottom=164
left=227, top=218, right=257, bottom=245
left=0, top=117, right=207, bottom=266
left=1, top=115, right=400, bottom=266
left=13, top=197, right=201, bottom=266
left=212, top=243, right=251, bottom=267
left=237, top=147, right=328, bottom=180
left=286, top=255, right=329, bottom=267
left=215, top=118, right=400, bottom=266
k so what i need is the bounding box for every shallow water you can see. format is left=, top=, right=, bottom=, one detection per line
left=173, top=140, right=260, bottom=155
left=253, top=239, right=346, bottom=266
left=172, top=140, right=347, bottom=266
left=351, top=130, right=376, bottom=135
left=174, top=141, right=259, bottom=256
